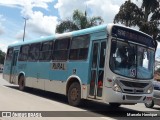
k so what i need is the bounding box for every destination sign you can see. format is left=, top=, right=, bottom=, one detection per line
left=111, top=26, right=156, bottom=48
left=52, top=62, right=66, bottom=70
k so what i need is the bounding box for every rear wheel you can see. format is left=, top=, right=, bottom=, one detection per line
left=68, top=82, right=81, bottom=106
left=145, top=100, right=154, bottom=108
left=18, top=75, right=25, bottom=91
left=109, top=103, right=121, bottom=108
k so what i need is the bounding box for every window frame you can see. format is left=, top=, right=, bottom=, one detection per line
left=39, top=41, right=54, bottom=61
left=6, top=47, right=14, bottom=61
left=52, top=38, right=70, bottom=61
left=69, top=34, right=90, bottom=61
left=28, top=42, right=41, bottom=61
left=18, top=45, right=30, bottom=61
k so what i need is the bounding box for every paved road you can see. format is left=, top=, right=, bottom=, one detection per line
left=0, top=73, right=159, bottom=120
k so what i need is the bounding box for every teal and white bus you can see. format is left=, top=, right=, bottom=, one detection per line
left=3, top=24, right=157, bottom=107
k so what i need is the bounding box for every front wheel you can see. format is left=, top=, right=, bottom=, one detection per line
left=145, top=100, right=154, bottom=108
left=109, top=103, right=121, bottom=108
left=18, top=75, right=25, bottom=91
left=68, top=82, right=81, bottom=106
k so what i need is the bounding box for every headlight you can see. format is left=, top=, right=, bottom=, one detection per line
left=147, top=85, right=153, bottom=94
left=112, top=82, right=122, bottom=92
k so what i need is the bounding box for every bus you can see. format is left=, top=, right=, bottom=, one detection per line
left=3, top=24, right=157, bottom=107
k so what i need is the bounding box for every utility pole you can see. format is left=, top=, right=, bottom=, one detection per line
left=23, top=17, right=27, bottom=42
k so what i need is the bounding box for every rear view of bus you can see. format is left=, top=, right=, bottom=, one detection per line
left=105, top=25, right=157, bottom=106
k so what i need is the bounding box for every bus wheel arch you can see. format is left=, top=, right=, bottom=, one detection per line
left=66, top=77, right=82, bottom=106
left=145, top=100, right=154, bottom=108
left=18, top=73, right=25, bottom=91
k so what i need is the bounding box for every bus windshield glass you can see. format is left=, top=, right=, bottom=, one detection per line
left=110, top=39, right=155, bottom=79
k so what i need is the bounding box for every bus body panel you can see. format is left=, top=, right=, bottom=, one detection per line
left=3, top=46, right=20, bottom=83
left=104, top=87, right=153, bottom=103
left=3, top=60, right=11, bottom=82
left=3, top=24, right=156, bottom=105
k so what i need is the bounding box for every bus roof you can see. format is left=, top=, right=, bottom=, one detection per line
left=8, top=23, right=153, bottom=48
left=8, top=24, right=108, bottom=48
left=107, top=23, right=153, bottom=38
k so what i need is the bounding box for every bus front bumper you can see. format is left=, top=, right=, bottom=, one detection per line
left=105, top=88, right=153, bottom=104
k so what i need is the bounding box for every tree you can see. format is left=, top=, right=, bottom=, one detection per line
left=114, top=0, right=141, bottom=27
left=56, top=9, right=104, bottom=33
left=114, top=0, right=160, bottom=41
left=0, top=49, right=5, bottom=64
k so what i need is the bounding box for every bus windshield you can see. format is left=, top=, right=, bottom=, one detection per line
left=110, top=39, right=155, bottom=79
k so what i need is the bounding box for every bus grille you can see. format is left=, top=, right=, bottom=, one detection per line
left=126, top=95, right=142, bottom=100
left=120, top=80, right=149, bottom=88
left=123, top=89, right=144, bottom=94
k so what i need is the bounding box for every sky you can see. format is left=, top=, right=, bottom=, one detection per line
left=0, top=0, right=160, bottom=59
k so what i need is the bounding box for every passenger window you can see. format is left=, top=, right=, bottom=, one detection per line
left=39, top=41, right=53, bottom=61
left=99, top=42, right=106, bottom=68
left=69, top=35, right=90, bottom=60
left=6, top=48, right=14, bottom=61
left=53, top=38, right=70, bottom=61
left=28, top=43, right=41, bottom=61
left=18, top=45, right=29, bottom=61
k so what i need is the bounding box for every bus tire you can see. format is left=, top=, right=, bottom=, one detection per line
left=109, top=103, right=121, bottom=107
left=18, top=75, right=25, bottom=91
left=145, top=100, right=154, bottom=108
left=68, top=82, right=81, bottom=106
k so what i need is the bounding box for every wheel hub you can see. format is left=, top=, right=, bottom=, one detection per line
left=71, top=88, right=78, bottom=101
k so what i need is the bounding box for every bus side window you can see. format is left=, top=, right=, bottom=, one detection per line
left=39, top=41, right=53, bottom=61
left=18, top=45, right=29, bottom=61
left=99, top=41, right=106, bottom=68
left=69, top=35, right=90, bottom=60
left=6, top=48, right=14, bottom=61
left=109, top=41, right=117, bottom=69
left=53, top=38, right=70, bottom=61
left=28, top=43, right=41, bottom=61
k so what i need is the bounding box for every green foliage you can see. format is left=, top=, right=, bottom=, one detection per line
left=0, top=49, right=5, bottom=64
left=56, top=9, right=104, bottom=33
left=114, top=1, right=141, bottom=27
left=114, top=0, right=160, bottom=41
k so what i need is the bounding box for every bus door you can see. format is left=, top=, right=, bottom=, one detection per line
left=89, top=40, right=106, bottom=99
left=10, top=50, right=19, bottom=83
